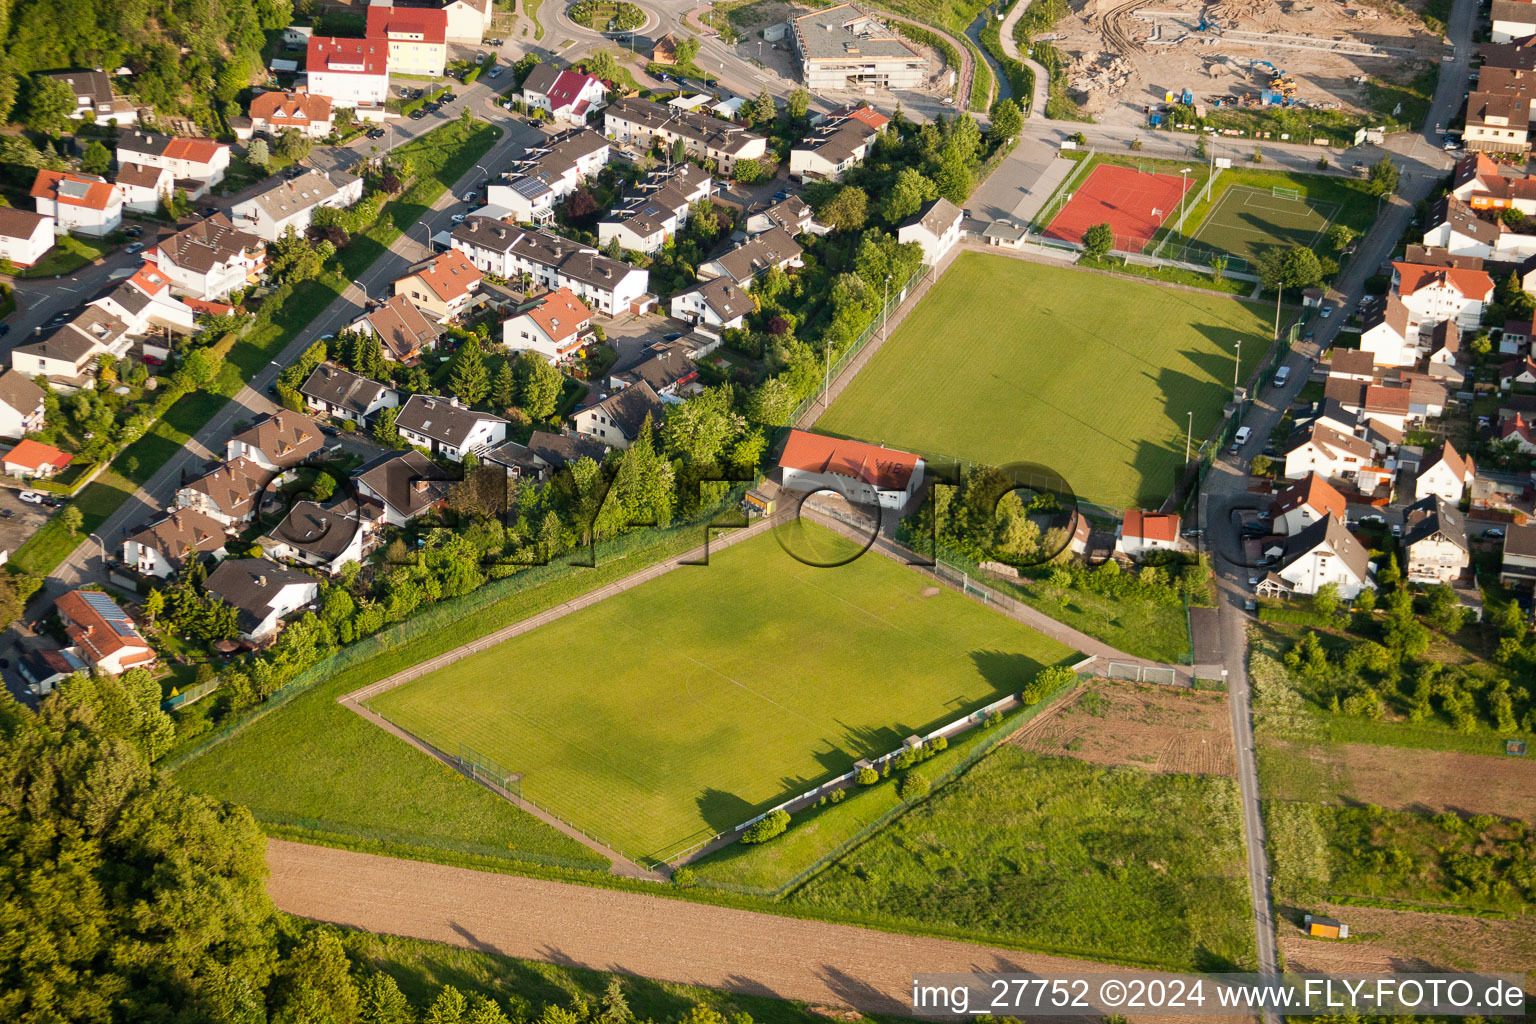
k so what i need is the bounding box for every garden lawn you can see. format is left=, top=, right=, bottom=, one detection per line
left=19, top=235, right=111, bottom=278
left=789, top=747, right=1255, bottom=971
left=817, top=253, right=1269, bottom=508
left=366, top=523, right=1077, bottom=864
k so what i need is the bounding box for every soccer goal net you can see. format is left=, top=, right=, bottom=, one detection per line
left=1271, top=186, right=1303, bottom=200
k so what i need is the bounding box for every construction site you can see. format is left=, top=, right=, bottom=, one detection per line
left=1047, top=0, right=1445, bottom=129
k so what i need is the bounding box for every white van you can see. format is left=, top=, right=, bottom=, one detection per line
left=1273, top=365, right=1290, bottom=389
left=1230, top=426, right=1252, bottom=454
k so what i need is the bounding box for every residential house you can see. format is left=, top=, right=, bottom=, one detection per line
left=262, top=499, right=370, bottom=574
left=31, top=169, right=122, bottom=236
left=610, top=339, right=706, bottom=400
left=175, top=457, right=267, bottom=527
left=41, top=69, right=137, bottom=124
left=745, top=194, right=820, bottom=237
left=1114, top=510, right=1182, bottom=560
left=113, top=163, right=175, bottom=214
left=502, top=286, right=593, bottom=362
left=896, top=197, right=962, bottom=266
left=651, top=33, right=679, bottom=63
left=1278, top=516, right=1374, bottom=598
left=0, top=370, right=46, bottom=439
left=1283, top=424, right=1374, bottom=482
left=485, top=128, right=610, bottom=223
left=0, top=207, right=55, bottom=268
left=1393, top=261, right=1495, bottom=329
left=1500, top=522, right=1536, bottom=588
left=1426, top=319, right=1465, bottom=383
left=395, top=394, right=508, bottom=461
left=366, top=4, right=449, bottom=77
left=451, top=219, right=649, bottom=315
left=116, top=132, right=230, bottom=194
left=697, top=226, right=803, bottom=285
left=1359, top=295, right=1417, bottom=366
left=121, top=508, right=228, bottom=578
left=570, top=381, right=664, bottom=448
left=1476, top=33, right=1536, bottom=73
left=1401, top=495, right=1470, bottom=584
left=777, top=428, right=925, bottom=510
left=306, top=36, right=390, bottom=110
left=9, top=306, right=133, bottom=386
left=54, top=590, right=155, bottom=675
left=597, top=163, right=712, bottom=254
left=249, top=91, right=335, bottom=138
left=1416, top=441, right=1476, bottom=504
left=485, top=430, right=609, bottom=484
left=1493, top=1, right=1536, bottom=45
left=231, top=169, right=363, bottom=242
left=790, top=107, right=888, bottom=181
left=1464, top=90, right=1532, bottom=154
left=789, top=4, right=927, bottom=91
left=82, top=264, right=198, bottom=361
left=441, top=0, right=493, bottom=42
left=669, top=275, right=753, bottom=329
left=1499, top=355, right=1536, bottom=388
left=1270, top=472, right=1347, bottom=537
left=392, top=249, right=483, bottom=323
left=520, top=64, right=607, bottom=123
left=1329, top=349, right=1377, bottom=381
left=204, top=558, right=320, bottom=640
left=227, top=410, right=323, bottom=473
left=1504, top=318, right=1532, bottom=352
left=1421, top=197, right=1502, bottom=258
left=1500, top=411, right=1536, bottom=453
left=353, top=449, right=450, bottom=525
left=1324, top=377, right=1412, bottom=432
left=300, top=364, right=399, bottom=424
left=3, top=439, right=71, bottom=479
left=352, top=294, right=441, bottom=362
left=151, top=215, right=265, bottom=301
left=604, top=97, right=768, bottom=174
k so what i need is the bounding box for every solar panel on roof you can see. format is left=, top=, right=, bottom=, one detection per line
left=58, top=180, right=92, bottom=198
left=79, top=591, right=143, bottom=638
left=512, top=177, right=551, bottom=199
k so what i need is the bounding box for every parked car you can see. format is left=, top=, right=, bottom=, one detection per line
left=664, top=331, right=682, bottom=341
left=462, top=190, right=477, bottom=202
left=126, top=242, right=144, bottom=255
left=1319, top=305, right=1332, bottom=318
left=1243, top=598, right=1257, bottom=612
left=368, top=128, right=386, bottom=140
left=18, top=491, right=46, bottom=505
left=1230, top=425, right=1251, bottom=453
left=487, top=67, right=502, bottom=78
left=0, top=509, right=13, bottom=518
left=488, top=37, right=504, bottom=45
left=1486, top=528, right=1506, bottom=539
left=410, top=108, right=427, bottom=120
left=451, top=213, right=467, bottom=224
left=124, top=225, right=143, bottom=238
left=202, top=206, right=219, bottom=218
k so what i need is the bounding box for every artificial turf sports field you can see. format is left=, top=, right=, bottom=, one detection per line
left=1184, top=184, right=1339, bottom=268
left=365, top=523, right=1077, bottom=864
left=815, top=253, right=1269, bottom=508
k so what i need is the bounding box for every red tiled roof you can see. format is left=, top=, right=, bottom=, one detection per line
left=1393, top=262, right=1495, bottom=300
left=778, top=429, right=920, bottom=491
left=55, top=590, right=154, bottom=667
left=1364, top=384, right=1412, bottom=415
left=409, top=249, right=482, bottom=303
left=846, top=105, right=889, bottom=131
left=366, top=4, right=447, bottom=43
left=250, top=91, right=332, bottom=125
left=162, top=137, right=225, bottom=164
left=307, top=36, right=388, bottom=77
left=1122, top=509, right=1180, bottom=543
left=4, top=439, right=72, bottom=472
left=547, top=70, right=602, bottom=111
left=30, top=169, right=118, bottom=212
left=525, top=287, right=592, bottom=349
left=127, top=264, right=172, bottom=295
left=1272, top=472, right=1346, bottom=523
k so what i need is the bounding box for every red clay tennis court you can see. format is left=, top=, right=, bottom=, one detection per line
left=1044, top=163, right=1195, bottom=252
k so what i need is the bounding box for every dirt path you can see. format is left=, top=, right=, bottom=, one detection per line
left=267, top=839, right=1248, bottom=1021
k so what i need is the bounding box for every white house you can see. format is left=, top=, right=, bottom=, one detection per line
left=1416, top=441, right=1475, bottom=504
left=151, top=215, right=266, bottom=301
left=54, top=590, right=156, bottom=676
left=597, top=163, right=711, bottom=255
left=204, top=558, right=320, bottom=640
left=42, top=70, right=137, bottom=125
left=1402, top=495, right=1470, bottom=584
left=571, top=382, right=665, bottom=448
left=503, top=286, right=593, bottom=362
left=521, top=65, right=608, bottom=123
left=113, top=162, right=175, bottom=214
left=121, top=508, right=228, bottom=578
left=31, top=169, right=122, bottom=236
left=262, top=500, right=369, bottom=575
left=300, top=364, right=398, bottom=425
left=1279, top=516, right=1374, bottom=599
left=451, top=219, right=649, bottom=316
left=1283, top=424, right=1374, bottom=482
left=442, top=0, right=493, bottom=41
left=395, top=394, right=508, bottom=461
left=366, top=4, right=449, bottom=77
left=1359, top=295, right=1417, bottom=367
left=1393, top=261, right=1495, bottom=330
left=175, top=458, right=267, bottom=527
left=0, top=371, right=46, bottom=440
left=670, top=276, right=753, bottom=330
left=89, top=264, right=199, bottom=339
left=306, top=36, right=390, bottom=110
left=1270, top=472, right=1347, bottom=538
left=604, top=97, right=767, bottom=175
left=789, top=107, right=888, bottom=181
left=1500, top=412, right=1536, bottom=454
left=1114, top=509, right=1182, bottom=560
left=3, top=440, right=71, bottom=479
left=1421, top=197, right=1502, bottom=259
left=227, top=410, right=323, bottom=473
left=352, top=294, right=441, bottom=362
left=697, top=227, right=803, bottom=285
left=1493, top=1, right=1536, bottom=45
left=0, top=207, right=55, bottom=268
left=485, top=128, right=609, bottom=223
left=896, top=197, right=962, bottom=266
left=777, top=428, right=924, bottom=511
left=116, top=132, right=230, bottom=193
left=1501, top=522, right=1536, bottom=588
left=231, top=169, right=364, bottom=242
left=354, top=449, right=450, bottom=526
left=249, top=91, right=334, bottom=139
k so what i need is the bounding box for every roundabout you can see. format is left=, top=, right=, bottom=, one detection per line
left=565, top=0, right=655, bottom=36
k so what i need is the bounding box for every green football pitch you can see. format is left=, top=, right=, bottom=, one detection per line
left=816, top=252, right=1270, bottom=508
left=1184, top=184, right=1340, bottom=268
left=365, top=523, right=1077, bottom=863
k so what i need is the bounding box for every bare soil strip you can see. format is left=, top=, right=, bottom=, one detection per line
left=1279, top=901, right=1536, bottom=982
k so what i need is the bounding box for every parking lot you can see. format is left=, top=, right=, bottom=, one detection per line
left=0, top=482, right=57, bottom=560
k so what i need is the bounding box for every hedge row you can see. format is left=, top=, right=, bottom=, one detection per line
left=1257, top=605, right=1346, bottom=628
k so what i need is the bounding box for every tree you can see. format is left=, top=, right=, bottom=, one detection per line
left=1312, top=581, right=1340, bottom=615
left=80, top=139, right=112, bottom=175
left=514, top=351, right=564, bottom=418
left=492, top=361, right=516, bottom=408
left=582, top=50, right=621, bottom=85
left=358, top=971, right=417, bottom=1024
left=1082, top=222, right=1114, bottom=260
left=1209, top=253, right=1228, bottom=284
left=60, top=504, right=82, bottom=536
left=449, top=336, right=491, bottom=406
left=740, top=808, right=790, bottom=843
left=988, top=97, right=1022, bottom=140
left=247, top=137, right=271, bottom=168
left=1249, top=454, right=1272, bottom=477
left=1258, top=245, right=1325, bottom=292
left=311, top=470, right=337, bottom=501
left=818, top=185, right=868, bottom=232
left=1366, top=155, right=1399, bottom=197
left=670, top=137, right=687, bottom=165
left=25, top=75, right=76, bottom=135
left=1327, top=223, right=1357, bottom=252
left=373, top=405, right=404, bottom=447
left=513, top=53, right=543, bottom=88
left=1195, top=133, right=1207, bottom=158
left=881, top=167, right=938, bottom=224
left=676, top=34, right=700, bottom=66
left=142, top=586, right=166, bottom=625
left=897, top=771, right=930, bottom=801
left=786, top=87, right=811, bottom=122
left=273, top=126, right=312, bottom=162
left=733, top=157, right=764, bottom=184
left=270, top=929, right=359, bottom=1024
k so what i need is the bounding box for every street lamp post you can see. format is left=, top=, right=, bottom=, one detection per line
left=1186, top=411, right=1193, bottom=463
left=87, top=532, right=107, bottom=567
left=1175, top=167, right=1192, bottom=236
left=1234, top=339, right=1242, bottom=396
left=883, top=274, right=892, bottom=341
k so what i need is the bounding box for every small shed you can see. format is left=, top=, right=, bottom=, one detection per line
left=1304, top=914, right=1348, bottom=939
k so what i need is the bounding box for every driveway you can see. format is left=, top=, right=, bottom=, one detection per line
left=0, top=484, right=55, bottom=561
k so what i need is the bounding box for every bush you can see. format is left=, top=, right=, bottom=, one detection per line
left=856, top=766, right=879, bottom=785
left=1024, top=664, right=1077, bottom=705
left=897, top=772, right=931, bottom=801
left=671, top=866, right=696, bottom=887
left=740, top=808, right=790, bottom=844
left=829, top=787, right=846, bottom=803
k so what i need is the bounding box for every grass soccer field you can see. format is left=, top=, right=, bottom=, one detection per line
left=1184, top=184, right=1340, bottom=268
left=365, top=524, right=1077, bottom=864
left=816, top=253, right=1269, bottom=508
